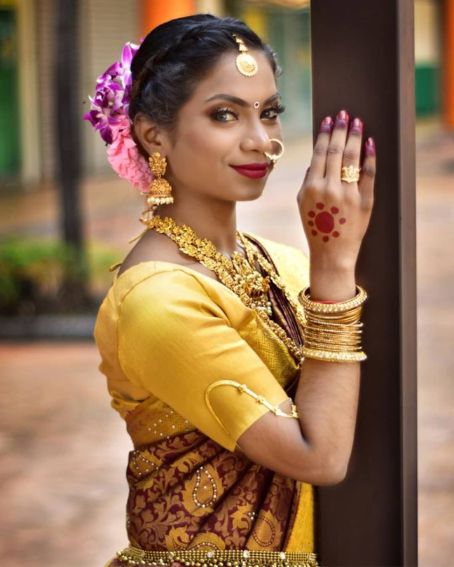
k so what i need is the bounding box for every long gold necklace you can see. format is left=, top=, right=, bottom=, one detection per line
left=237, top=232, right=307, bottom=327
left=144, top=215, right=304, bottom=362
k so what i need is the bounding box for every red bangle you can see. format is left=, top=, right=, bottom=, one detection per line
left=310, top=299, right=337, bottom=304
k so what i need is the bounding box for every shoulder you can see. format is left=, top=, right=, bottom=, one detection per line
left=113, top=262, right=217, bottom=306
left=110, top=262, right=250, bottom=330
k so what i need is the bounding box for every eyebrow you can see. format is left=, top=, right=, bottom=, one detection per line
left=204, top=93, right=281, bottom=107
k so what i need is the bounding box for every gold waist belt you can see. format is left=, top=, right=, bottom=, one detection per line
left=116, top=547, right=318, bottom=567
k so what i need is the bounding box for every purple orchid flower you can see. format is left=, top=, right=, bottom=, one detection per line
left=84, top=41, right=140, bottom=144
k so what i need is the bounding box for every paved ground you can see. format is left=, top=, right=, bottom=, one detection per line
left=0, top=124, right=453, bottom=566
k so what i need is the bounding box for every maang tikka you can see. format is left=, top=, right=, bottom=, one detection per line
left=145, top=152, right=174, bottom=214
left=232, top=34, right=258, bottom=77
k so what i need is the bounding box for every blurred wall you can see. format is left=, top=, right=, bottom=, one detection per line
left=0, top=0, right=312, bottom=187
left=0, top=0, right=20, bottom=181
left=415, top=0, right=441, bottom=116
left=3, top=0, right=449, bottom=189
left=80, top=0, right=139, bottom=177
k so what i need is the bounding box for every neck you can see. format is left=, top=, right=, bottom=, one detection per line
left=154, top=194, right=240, bottom=257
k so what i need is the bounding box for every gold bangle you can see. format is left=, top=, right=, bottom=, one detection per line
left=304, top=309, right=364, bottom=323
left=298, top=285, right=367, bottom=313
left=304, top=340, right=363, bottom=350
left=299, top=286, right=368, bottom=363
left=302, top=347, right=367, bottom=363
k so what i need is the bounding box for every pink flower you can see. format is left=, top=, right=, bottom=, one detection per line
left=84, top=39, right=153, bottom=191
left=106, top=117, right=152, bottom=193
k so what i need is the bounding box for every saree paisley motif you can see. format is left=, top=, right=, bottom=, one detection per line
left=125, top=431, right=300, bottom=551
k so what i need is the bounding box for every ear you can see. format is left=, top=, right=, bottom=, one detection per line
left=133, top=113, right=171, bottom=156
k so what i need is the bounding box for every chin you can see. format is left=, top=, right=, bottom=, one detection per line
left=234, top=179, right=268, bottom=202
left=236, top=190, right=265, bottom=202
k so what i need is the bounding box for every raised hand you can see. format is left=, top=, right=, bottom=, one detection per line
left=297, top=110, right=376, bottom=272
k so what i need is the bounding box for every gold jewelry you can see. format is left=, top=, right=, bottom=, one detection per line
left=145, top=152, right=174, bottom=215
left=205, top=380, right=299, bottom=420
left=340, top=165, right=361, bottom=183
left=264, top=138, right=285, bottom=165
left=298, top=286, right=367, bottom=363
left=115, top=546, right=318, bottom=567
left=301, top=348, right=366, bottom=363
left=142, top=215, right=305, bottom=363
left=298, top=285, right=367, bottom=313
left=232, top=34, right=258, bottom=77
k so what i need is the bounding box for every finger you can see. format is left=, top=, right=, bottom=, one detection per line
left=341, top=117, right=363, bottom=171
left=326, top=110, right=349, bottom=179
left=358, top=137, right=376, bottom=208
left=308, top=116, right=333, bottom=181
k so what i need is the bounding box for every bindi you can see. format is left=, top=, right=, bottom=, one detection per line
left=307, top=202, right=346, bottom=242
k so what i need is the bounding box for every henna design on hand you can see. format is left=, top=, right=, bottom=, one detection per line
left=307, top=202, right=346, bottom=242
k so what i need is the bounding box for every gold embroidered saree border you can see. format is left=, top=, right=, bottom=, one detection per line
left=115, top=547, right=318, bottom=567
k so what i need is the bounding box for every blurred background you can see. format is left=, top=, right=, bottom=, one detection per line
left=0, top=0, right=453, bottom=565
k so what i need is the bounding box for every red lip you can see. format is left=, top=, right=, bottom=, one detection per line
left=231, top=163, right=269, bottom=179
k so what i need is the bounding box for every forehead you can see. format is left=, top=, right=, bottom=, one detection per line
left=188, top=50, right=277, bottom=103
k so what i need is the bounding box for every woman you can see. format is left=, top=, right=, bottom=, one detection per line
left=87, top=14, right=375, bottom=567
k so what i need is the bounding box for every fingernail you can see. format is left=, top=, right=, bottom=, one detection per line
left=365, top=137, right=376, bottom=157
left=336, top=109, right=349, bottom=128
left=350, top=117, right=363, bottom=134
left=319, top=116, right=333, bottom=133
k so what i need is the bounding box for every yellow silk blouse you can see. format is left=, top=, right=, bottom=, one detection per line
left=94, top=234, right=310, bottom=453
left=95, top=235, right=308, bottom=451
left=95, top=234, right=315, bottom=554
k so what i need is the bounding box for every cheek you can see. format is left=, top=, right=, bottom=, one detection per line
left=185, top=129, right=217, bottom=154
left=173, top=126, right=233, bottom=169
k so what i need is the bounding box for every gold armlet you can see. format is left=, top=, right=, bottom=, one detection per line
left=205, top=380, right=299, bottom=421
left=109, top=261, right=123, bottom=272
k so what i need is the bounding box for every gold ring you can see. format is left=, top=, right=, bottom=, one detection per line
left=264, top=138, right=285, bottom=165
left=341, top=165, right=361, bottom=183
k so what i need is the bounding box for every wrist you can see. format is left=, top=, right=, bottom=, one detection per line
left=309, top=267, right=356, bottom=302
left=309, top=252, right=357, bottom=275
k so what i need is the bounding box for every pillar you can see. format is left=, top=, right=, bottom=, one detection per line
left=311, top=0, right=418, bottom=565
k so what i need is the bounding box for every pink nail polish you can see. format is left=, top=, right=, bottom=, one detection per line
left=319, top=116, right=333, bottom=133
left=336, top=109, right=349, bottom=128
left=350, top=117, right=363, bottom=134
left=365, top=137, right=376, bottom=157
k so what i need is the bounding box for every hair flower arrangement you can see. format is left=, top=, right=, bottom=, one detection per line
left=84, top=41, right=152, bottom=193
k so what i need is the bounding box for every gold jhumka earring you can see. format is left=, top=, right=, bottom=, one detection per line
left=143, top=152, right=173, bottom=219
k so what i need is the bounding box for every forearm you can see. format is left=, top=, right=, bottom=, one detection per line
left=295, top=266, right=361, bottom=480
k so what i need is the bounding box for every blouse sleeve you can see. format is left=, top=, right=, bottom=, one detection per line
left=117, top=268, right=291, bottom=452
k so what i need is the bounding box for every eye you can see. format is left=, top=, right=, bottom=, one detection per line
left=261, top=104, right=286, bottom=120
left=211, top=107, right=238, bottom=122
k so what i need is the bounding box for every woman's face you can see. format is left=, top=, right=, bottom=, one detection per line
left=163, top=49, right=283, bottom=204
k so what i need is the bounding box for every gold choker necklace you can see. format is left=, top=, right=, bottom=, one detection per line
left=144, top=215, right=304, bottom=362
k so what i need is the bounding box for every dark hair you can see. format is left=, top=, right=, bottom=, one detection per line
left=128, top=14, right=279, bottom=131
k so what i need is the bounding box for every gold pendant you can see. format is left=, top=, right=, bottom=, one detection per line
left=235, top=53, right=258, bottom=77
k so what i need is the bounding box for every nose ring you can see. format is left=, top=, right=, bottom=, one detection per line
left=264, top=138, right=285, bottom=165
